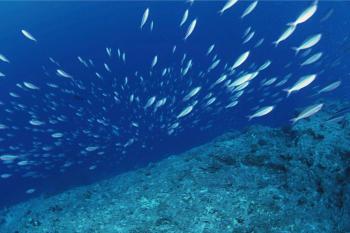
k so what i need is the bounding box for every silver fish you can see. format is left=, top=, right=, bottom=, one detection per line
left=184, top=18, right=197, bottom=40
left=21, top=29, right=37, bottom=42
left=291, top=103, right=323, bottom=124
left=140, top=8, right=150, bottom=29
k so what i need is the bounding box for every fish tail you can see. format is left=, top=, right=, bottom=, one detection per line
left=310, top=92, right=320, bottom=98
left=246, top=115, right=253, bottom=121
left=291, top=47, right=299, bottom=55
left=283, top=88, right=291, bottom=97
left=290, top=118, right=298, bottom=124
left=272, top=41, right=279, bottom=47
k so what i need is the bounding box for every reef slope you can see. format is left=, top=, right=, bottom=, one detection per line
left=0, top=102, right=349, bottom=233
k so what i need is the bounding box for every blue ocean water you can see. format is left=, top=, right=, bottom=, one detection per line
left=0, top=1, right=349, bottom=208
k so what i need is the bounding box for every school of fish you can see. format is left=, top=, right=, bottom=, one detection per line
left=0, top=1, right=346, bottom=195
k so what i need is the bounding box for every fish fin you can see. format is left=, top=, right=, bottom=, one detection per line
left=287, top=22, right=296, bottom=27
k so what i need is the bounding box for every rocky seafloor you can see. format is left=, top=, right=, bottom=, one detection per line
left=0, top=101, right=350, bottom=233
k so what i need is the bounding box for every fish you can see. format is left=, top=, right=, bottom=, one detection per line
left=21, top=29, right=37, bottom=42
left=184, top=18, right=197, bottom=40
left=51, top=132, right=63, bottom=138
left=243, top=26, right=251, bottom=38
left=56, top=69, right=73, bottom=79
left=317, top=81, right=341, bottom=94
left=211, top=75, right=227, bottom=88
left=247, top=105, right=274, bottom=120
left=151, top=55, right=158, bottom=68
left=283, top=74, right=316, bottom=96
left=155, top=98, right=167, bottom=108
left=208, top=59, right=221, bottom=71
left=272, top=25, right=296, bottom=47
left=206, top=97, right=216, bottom=106
left=231, top=51, right=250, bottom=69
left=180, top=9, right=189, bottom=26
left=86, top=146, right=99, bottom=152
left=292, top=33, right=322, bottom=55
left=26, top=188, right=36, bottom=194
left=23, top=82, right=40, bottom=90
left=177, top=105, right=194, bottom=118
left=325, top=115, right=345, bottom=124
left=182, top=59, right=193, bottom=76
left=300, top=52, right=323, bottom=66
left=187, top=0, right=194, bottom=5
left=291, top=103, right=323, bottom=124
left=241, top=1, right=258, bottom=19
left=254, top=38, right=264, bottom=48
left=333, top=106, right=350, bottom=116
left=231, top=72, right=258, bottom=87
left=219, top=0, right=239, bottom=15
left=183, top=87, right=201, bottom=101
left=258, top=60, right=271, bottom=71
left=262, top=77, right=277, bottom=86
left=0, top=72, right=5, bottom=77
left=172, top=45, right=177, bottom=53
left=320, top=8, right=334, bottom=23
left=29, top=119, right=45, bottom=126
left=288, top=3, right=317, bottom=27
left=207, top=44, right=215, bottom=55
left=140, top=8, right=150, bottom=29
left=0, top=154, right=18, bottom=161
left=243, top=31, right=255, bottom=44
left=144, top=96, right=156, bottom=109
left=78, top=56, right=88, bottom=67
left=275, top=78, right=289, bottom=87
left=49, top=57, right=60, bottom=66
left=9, top=92, right=20, bottom=98
left=0, top=174, right=11, bottom=179
left=235, top=81, right=250, bottom=91
left=104, top=63, right=111, bottom=72
left=0, top=54, right=10, bottom=63
left=106, top=47, right=112, bottom=57
left=225, top=100, right=238, bottom=108
left=17, top=160, right=30, bottom=166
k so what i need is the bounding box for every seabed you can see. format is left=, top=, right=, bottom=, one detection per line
left=0, top=101, right=349, bottom=233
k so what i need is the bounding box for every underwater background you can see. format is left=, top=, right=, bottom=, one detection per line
left=0, top=1, right=350, bottom=232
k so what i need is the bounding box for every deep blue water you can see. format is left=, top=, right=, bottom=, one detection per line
left=0, top=1, right=349, bottom=208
